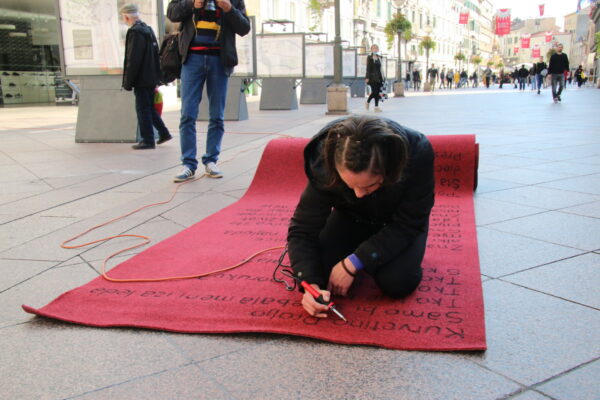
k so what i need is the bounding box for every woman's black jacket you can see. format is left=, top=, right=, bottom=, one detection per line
left=287, top=118, right=435, bottom=288
left=366, top=54, right=384, bottom=84
left=167, top=0, right=250, bottom=73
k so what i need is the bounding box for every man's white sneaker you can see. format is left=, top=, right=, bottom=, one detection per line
left=205, top=162, right=223, bottom=178
left=374, top=106, right=382, bottom=112
left=173, top=167, right=195, bottom=183
left=365, top=102, right=369, bottom=110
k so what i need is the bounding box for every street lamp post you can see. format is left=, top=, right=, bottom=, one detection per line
left=422, top=24, right=433, bottom=91
left=320, top=0, right=348, bottom=114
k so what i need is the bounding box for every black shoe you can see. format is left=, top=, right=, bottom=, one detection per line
left=131, top=142, right=155, bottom=150
left=557, top=95, right=561, bottom=102
left=157, top=134, right=172, bottom=145
left=537, top=90, right=540, bottom=94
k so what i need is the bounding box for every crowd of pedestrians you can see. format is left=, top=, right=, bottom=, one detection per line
left=393, top=43, right=595, bottom=104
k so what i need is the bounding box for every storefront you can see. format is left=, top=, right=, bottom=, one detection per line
left=0, top=0, right=71, bottom=105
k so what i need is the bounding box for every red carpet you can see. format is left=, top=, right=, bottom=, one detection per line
left=23, top=135, right=485, bottom=351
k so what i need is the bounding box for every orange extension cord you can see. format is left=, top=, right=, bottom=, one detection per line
left=60, top=135, right=290, bottom=283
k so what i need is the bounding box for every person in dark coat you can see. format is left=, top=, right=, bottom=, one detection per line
left=287, top=115, right=435, bottom=319
left=121, top=4, right=172, bottom=150
left=365, top=44, right=385, bottom=112
left=548, top=43, right=569, bottom=102
left=534, top=56, right=548, bottom=94
left=517, top=65, right=529, bottom=91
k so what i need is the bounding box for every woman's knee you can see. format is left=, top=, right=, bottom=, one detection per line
left=375, top=264, right=423, bottom=299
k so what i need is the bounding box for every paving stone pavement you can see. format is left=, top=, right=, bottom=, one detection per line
left=1, top=84, right=599, bottom=400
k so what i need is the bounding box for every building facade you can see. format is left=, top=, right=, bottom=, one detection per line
left=564, top=7, right=596, bottom=73
left=498, top=17, right=562, bottom=67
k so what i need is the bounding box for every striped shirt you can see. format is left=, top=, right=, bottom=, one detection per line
left=190, top=8, right=221, bottom=55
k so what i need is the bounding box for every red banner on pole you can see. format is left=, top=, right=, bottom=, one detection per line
left=521, top=34, right=531, bottom=49
left=539, top=4, right=545, bottom=16
left=459, top=12, right=469, bottom=24
left=514, top=47, right=519, bottom=54
left=495, top=9, right=511, bottom=36
left=545, top=31, right=553, bottom=42
left=532, top=47, right=541, bottom=58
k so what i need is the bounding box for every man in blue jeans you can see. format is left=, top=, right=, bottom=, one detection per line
left=167, top=0, right=250, bottom=181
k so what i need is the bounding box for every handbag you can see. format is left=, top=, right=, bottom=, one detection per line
left=540, top=68, right=548, bottom=77
left=379, top=81, right=388, bottom=102
left=159, top=33, right=181, bottom=84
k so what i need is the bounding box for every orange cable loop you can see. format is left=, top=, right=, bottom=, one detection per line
left=60, top=132, right=293, bottom=283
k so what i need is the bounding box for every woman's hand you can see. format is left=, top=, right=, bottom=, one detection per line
left=302, top=284, right=330, bottom=318
left=327, top=259, right=355, bottom=296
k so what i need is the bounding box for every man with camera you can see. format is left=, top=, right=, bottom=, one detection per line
left=167, top=0, right=250, bottom=182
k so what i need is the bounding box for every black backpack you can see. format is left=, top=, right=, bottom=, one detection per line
left=159, top=33, right=181, bottom=84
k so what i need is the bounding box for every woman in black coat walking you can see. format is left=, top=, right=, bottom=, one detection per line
left=365, top=44, right=385, bottom=112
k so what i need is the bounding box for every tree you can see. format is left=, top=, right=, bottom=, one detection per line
left=384, top=13, right=412, bottom=82
left=546, top=48, right=556, bottom=61
left=384, top=13, right=412, bottom=50
left=419, top=36, right=436, bottom=75
left=496, top=62, right=504, bottom=69
left=454, top=52, right=466, bottom=70
left=471, top=55, right=482, bottom=69
left=308, top=0, right=326, bottom=31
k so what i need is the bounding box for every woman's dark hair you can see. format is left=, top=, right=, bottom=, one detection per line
left=322, top=116, right=409, bottom=188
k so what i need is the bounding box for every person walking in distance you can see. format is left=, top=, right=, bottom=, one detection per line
left=534, top=56, right=547, bottom=94
left=427, top=64, right=438, bottom=92
left=575, top=65, right=584, bottom=88
left=120, top=4, right=172, bottom=150
left=548, top=43, right=569, bottom=103
left=483, top=66, right=492, bottom=88
left=439, top=67, right=446, bottom=89
left=517, top=64, right=528, bottom=91
left=412, top=69, right=421, bottom=91
left=365, top=44, right=385, bottom=112
left=167, top=0, right=250, bottom=182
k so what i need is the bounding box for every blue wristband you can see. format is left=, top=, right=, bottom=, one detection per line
left=348, top=253, right=364, bottom=271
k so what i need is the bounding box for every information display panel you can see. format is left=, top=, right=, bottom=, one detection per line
left=357, top=54, right=367, bottom=78
left=304, top=43, right=334, bottom=78
left=342, top=49, right=356, bottom=78
left=386, top=59, right=397, bottom=80
left=57, top=0, right=160, bottom=76
left=233, top=16, right=256, bottom=77
left=256, top=34, right=304, bottom=78
left=380, top=56, right=388, bottom=79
